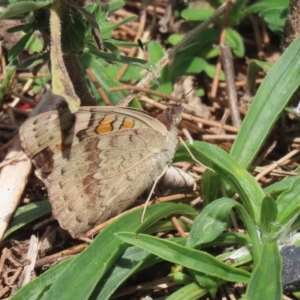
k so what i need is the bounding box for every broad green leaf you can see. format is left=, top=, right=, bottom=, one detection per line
left=245, top=239, right=282, bottom=299
left=10, top=258, right=72, bottom=300
left=38, top=203, right=195, bottom=300
left=93, top=238, right=187, bottom=299
left=116, top=232, right=251, bottom=283
left=175, top=142, right=265, bottom=224
left=186, top=198, right=261, bottom=265
left=259, top=7, right=288, bottom=32
left=230, top=35, right=300, bottom=169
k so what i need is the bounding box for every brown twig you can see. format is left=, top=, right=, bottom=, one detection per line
left=35, top=244, right=87, bottom=268
left=210, top=0, right=232, bottom=100
left=255, top=147, right=300, bottom=181
left=171, top=216, right=187, bottom=237
left=117, top=11, right=147, bottom=81
left=220, top=44, right=241, bottom=127
left=110, top=84, right=182, bottom=101
left=140, top=95, right=239, bottom=133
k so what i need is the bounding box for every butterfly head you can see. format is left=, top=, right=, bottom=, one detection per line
left=157, top=103, right=183, bottom=130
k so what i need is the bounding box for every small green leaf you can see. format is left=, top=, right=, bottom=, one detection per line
left=170, top=57, right=207, bottom=79
left=168, top=34, right=183, bottom=46
left=204, top=63, right=225, bottom=80
left=0, top=1, right=53, bottom=20
left=8, top=31, right=33, bottom=61
left=246, top=59, right=272, bottom=94
left=148, top=40, right=164, bottom=64
left=226, top=28, right=245, bottom=58
left=181, top=8, right=213, bottom=21
left=259, top=7, right=288, bottom=32
left=8, top=52, right=49, bottom=70
left=106, top=0, right=125, bottom=14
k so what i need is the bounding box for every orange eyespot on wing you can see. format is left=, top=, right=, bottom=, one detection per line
left=120, top=117, right=135, bottom=130
left=96, top=115, right=116, bottom=134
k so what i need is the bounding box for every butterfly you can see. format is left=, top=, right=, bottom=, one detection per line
left=19, top=104, right=183, bottom=238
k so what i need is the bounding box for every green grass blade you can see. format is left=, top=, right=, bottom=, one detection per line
left=10, top=258, right=72, bottom=300
left=166, top=282, right=208, bottom=300
left=186, top=197, right=261, bottom=265
left=263, top=175, right=300, bottom=196
left=4, top=201, right=51, bottom=239
left=276, top=180, right=300, bottom=228
left=116, top=233, right=250, bottom=283
left=230, top=35, right=300, bottom=168
left=93, top=238, right=186, bottom=299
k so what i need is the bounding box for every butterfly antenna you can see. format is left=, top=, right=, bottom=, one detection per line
left=137, top=39, right=167, bottom=104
